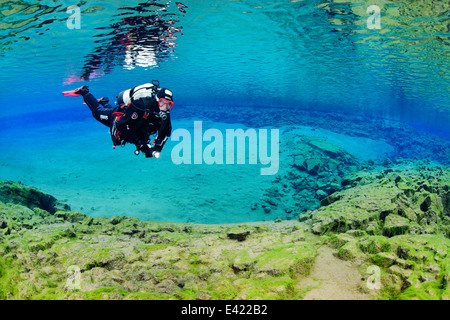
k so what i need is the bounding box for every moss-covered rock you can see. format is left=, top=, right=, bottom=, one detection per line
left=383, top=214, right=410, bottom=237
left=0, top=195, right=322, bottom=300
left=0, top=181, right=70, bottom=214
left=303, top=162, right=450, bottom=238
left=0, top=163, right=448, bottom=300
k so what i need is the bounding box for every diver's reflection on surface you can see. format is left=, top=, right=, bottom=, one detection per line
left=80, top=1, right=187, bottom=81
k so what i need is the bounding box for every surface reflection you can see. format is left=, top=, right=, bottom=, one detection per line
left=80, top=1, right=187, bottom=81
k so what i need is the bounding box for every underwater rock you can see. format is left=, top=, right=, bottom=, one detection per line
left=109, top=216, right=123, bottom=225
left=66, top=211, right=87, bottom=223
left=267, top=134, right=361, bottom=216
left=420, top=196, right=432, bottom=212
left=303, top=162, right=450, bottom=239
left=64, top=228, right=77, bottom=238
left=1, top=172, right=450, bottom=300
left=316, top=189, right=328, bottom=199
left=307, top=140, right=342, bottom=159
left=0, top=218, right=7, bottom=229
left=227, top=230, right=250, bottom=241
left=383, top=215, right=410, bottom=237
left=373, top=252, right=397, bottom=268
left=320, top=193, right=342, bottom=207
left=443, top=275, right=450, bottom=289
left=441, top=191, right=450, bottom=217
left=421, top=210, right=438, bottom=225
left=383, top=158, right=393, bottom=167
left=293, top=156, right=306, bottom=169
left=193, top=106, right=450, bottom=165
left=336, top=241, right=359, bottom=261
left=305, top=158, right=322, bottom=175
left=83, top=216, right=94, bottom=226
left=122, top=228, right=135, bottom=235
left=298, top=212, right=313, bottom=222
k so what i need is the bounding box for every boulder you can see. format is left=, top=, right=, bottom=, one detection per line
left=420, top=196, right=432, bottom=212
left=388, top=265, right=412, bottom=280
left=227, top=230, right=250, bottom=241
left=320, top=193, right=342, bottom=207
left=382, top=215, right=410, bottom=237
left=397, top=206, right=418, bottom=223
left=156, top=279, right=176, bottom=294
left=425, top=265, right=440, bottom=274
left=293, top=156, right=305, bottom=168
left=421, top=210, right=438, bottom=225
left=397, top=245, right=411, bottom=260
left=109, top=216, right=123, bottom=225
left=0, top=218, right=7, bottom=229
left=305, top=158, right=322, bottom=175
left=0, top=181, right=70, bottom=214
left=307, top=140, right=343, bottom=159
left=64, top=228, right=77, bottom=238
left=366, top=221, right=380, bottom=235
left=66, top=211, right=87, bottom=223
left=336, top=241, right=359, bottom=261
left=346, top=229, right=366, bottom=237
left=373, top=252, right=397, bottom=267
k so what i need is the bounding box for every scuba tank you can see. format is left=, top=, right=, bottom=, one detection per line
left=116, top=79, right=160, bottom=109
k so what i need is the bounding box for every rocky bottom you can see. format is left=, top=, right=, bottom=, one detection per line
left=0, top=159, right=449, bottom=300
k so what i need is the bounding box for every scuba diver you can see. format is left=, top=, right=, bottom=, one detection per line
left=62, top=80, right=173, bottom=158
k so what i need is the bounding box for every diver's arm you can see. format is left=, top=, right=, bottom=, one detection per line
left=152, top=113, right=172, bottom=152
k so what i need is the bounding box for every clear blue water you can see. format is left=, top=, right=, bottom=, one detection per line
left=0, top=0, right=449, bottom=223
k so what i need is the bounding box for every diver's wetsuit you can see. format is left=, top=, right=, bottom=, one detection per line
left=83, top=92, right=115, bottom=127
left=82, top=92, right=172, bottom=153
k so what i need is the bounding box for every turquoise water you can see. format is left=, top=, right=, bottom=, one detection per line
left=0, top=0, right=449, bottom=223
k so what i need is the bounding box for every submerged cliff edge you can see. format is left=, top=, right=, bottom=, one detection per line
left=0, top=160, right=449, bottom=300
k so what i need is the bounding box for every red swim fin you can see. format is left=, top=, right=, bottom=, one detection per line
left=62, top=89, right=82, bottom=96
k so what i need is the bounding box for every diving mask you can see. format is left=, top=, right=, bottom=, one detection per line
left=158, top=97, right=174, bottom=112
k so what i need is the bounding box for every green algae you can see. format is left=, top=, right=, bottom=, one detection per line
left=0, top=198, right=322, bottom=300
left=325, top=232, right=450, bottom=300
left=0, top=162, right=449, bottom=300
left=304, top=162, right=450, bottom=300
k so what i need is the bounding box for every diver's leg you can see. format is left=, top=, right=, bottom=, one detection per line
left=83, top=93, right=113, bottom=127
